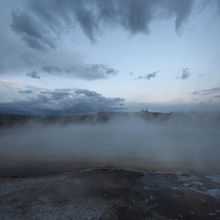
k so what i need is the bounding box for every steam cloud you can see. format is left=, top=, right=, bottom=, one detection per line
left=0, top=113, right=220, bottom=175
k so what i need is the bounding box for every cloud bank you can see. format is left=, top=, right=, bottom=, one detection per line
left=0, top=85, right=124, bottom=115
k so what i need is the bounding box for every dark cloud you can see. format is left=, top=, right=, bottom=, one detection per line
left=177, top=68, right=191, bottom=80
left=192, top=87, right=220, bottom=96
left=0, top=87, right=124, bottom=115
left=26, top=70, right=41, bottom=79
left=41, top=66, right=61, bottom=74
left=0, top=2, right=116, bottom=81
left=11, top=0, right=195, bottom=50
left=137, top=71, right=159, bottom=80
left=11, top=10, right=56, bottom=51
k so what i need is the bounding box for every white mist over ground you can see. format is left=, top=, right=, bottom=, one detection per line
left=0, top=113, right=220, bottom=173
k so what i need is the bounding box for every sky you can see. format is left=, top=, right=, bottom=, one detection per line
left=0, top=0, right=220, bottom=114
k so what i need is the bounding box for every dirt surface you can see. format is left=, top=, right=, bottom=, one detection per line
left=0, top=167, right=220, bottom=219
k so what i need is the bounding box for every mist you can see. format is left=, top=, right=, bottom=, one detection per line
left=0, top=112, right=220, bottom=175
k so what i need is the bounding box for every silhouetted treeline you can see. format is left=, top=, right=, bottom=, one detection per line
left=0, top=111, right=173, bottom=128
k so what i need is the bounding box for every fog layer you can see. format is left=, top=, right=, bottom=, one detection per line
left=0, top=113, right=220, bottom=174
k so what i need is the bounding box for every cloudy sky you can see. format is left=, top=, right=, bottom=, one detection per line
left=0, top=0, right=220, bottom=114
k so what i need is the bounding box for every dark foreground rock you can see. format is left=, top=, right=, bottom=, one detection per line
left=0, top=167, right=220, bottom=219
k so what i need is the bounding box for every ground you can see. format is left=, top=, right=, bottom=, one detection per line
left=0, top=167, right=220, bottom=220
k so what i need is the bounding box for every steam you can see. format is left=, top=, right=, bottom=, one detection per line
left=0, top=112, right=220, bottom=175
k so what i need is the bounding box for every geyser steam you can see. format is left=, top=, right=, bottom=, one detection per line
left=0, top=112, right=220, bottom=175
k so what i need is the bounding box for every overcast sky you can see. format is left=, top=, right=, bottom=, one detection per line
left=0, top=0, right=220, bottom=114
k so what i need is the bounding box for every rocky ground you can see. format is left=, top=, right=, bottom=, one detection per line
left=0, top=167, right=220, bottom=220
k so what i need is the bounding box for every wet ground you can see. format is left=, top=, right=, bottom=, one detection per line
left=0, top=167, right=220, bottom=219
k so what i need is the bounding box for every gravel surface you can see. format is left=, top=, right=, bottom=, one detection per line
left=0, top=167, right=220, bottom=220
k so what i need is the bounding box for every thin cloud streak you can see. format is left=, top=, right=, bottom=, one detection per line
left=192, top=87, right=220, bottom=96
